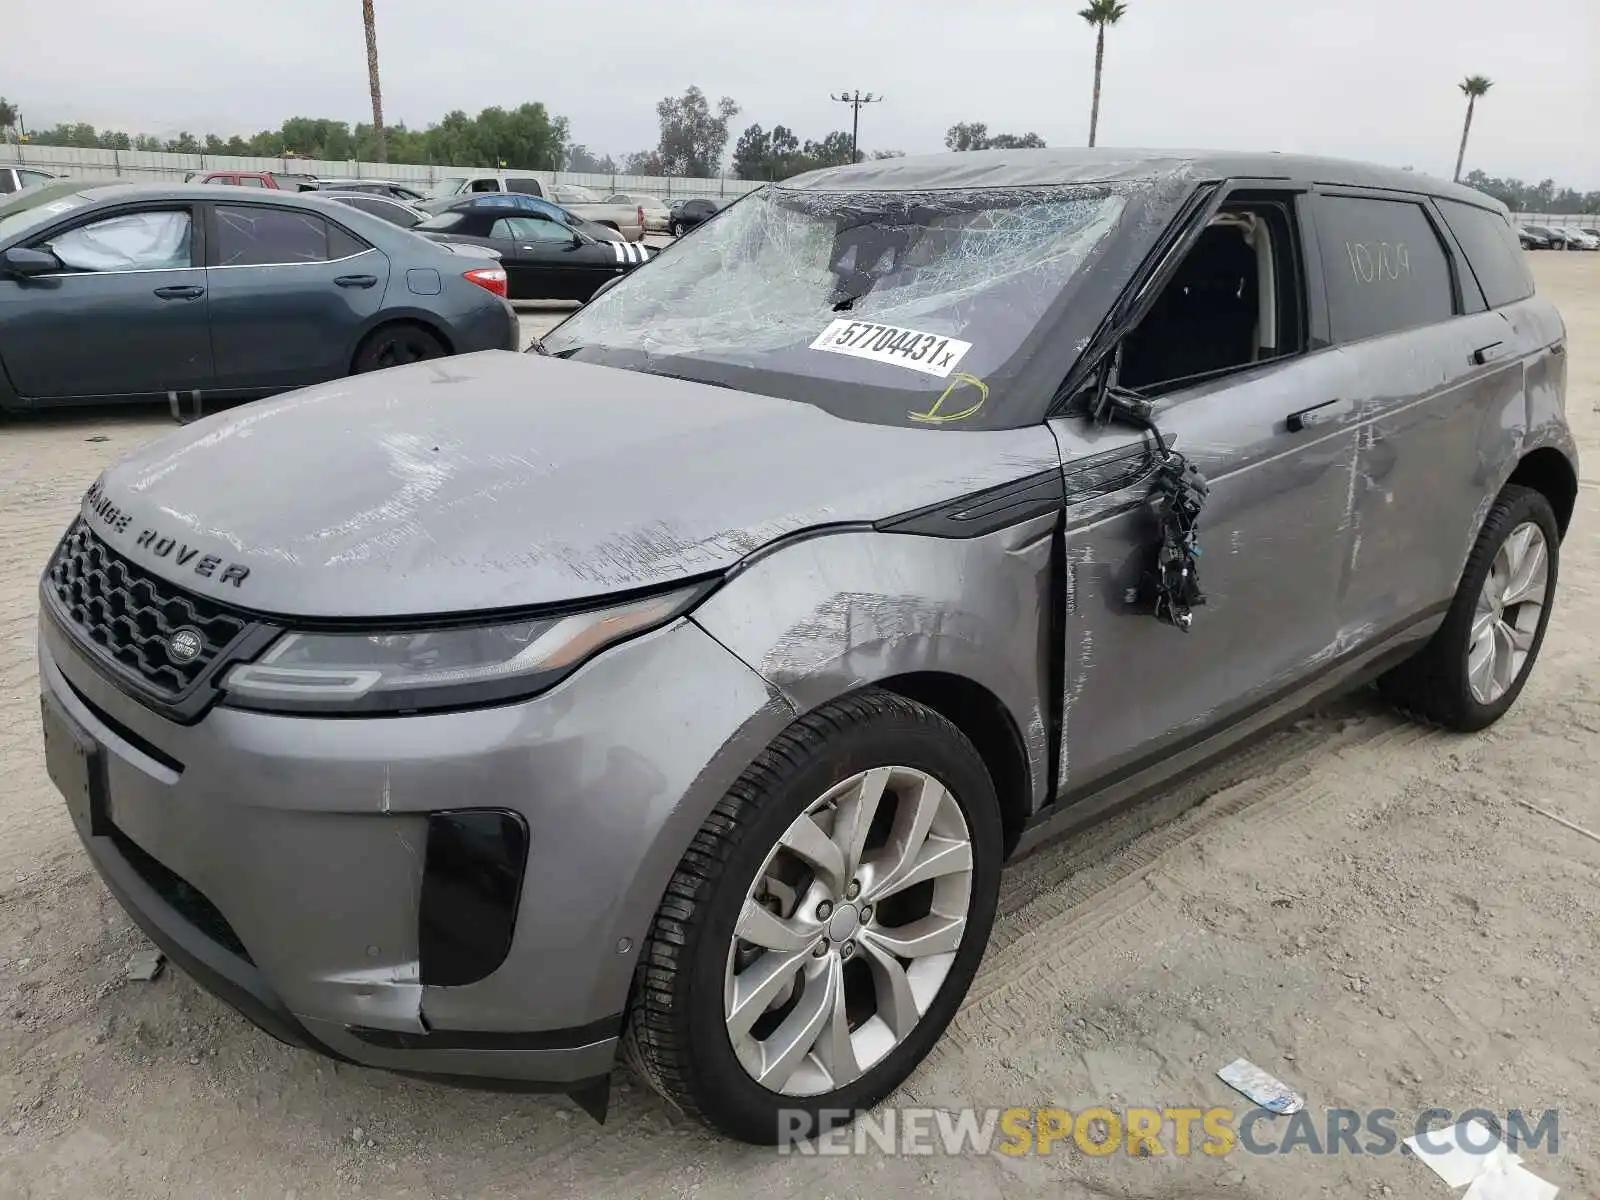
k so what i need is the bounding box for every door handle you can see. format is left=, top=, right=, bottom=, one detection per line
left=1471, top=340, right=1506, bottom=365
left=1286, top=397, right=1347, bottom=433
left=334, top=274, right=379, bottom=289
left=153, top=285, right=204, bottom=300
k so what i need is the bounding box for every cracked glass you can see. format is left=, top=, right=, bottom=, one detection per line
left=542, top=183, right=1129, bottom=429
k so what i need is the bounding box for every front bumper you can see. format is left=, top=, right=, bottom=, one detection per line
left=38, top=596, right=794, bottom=1096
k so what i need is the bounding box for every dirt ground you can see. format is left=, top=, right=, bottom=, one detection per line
left=1, top=256, right=1597, bottom=1199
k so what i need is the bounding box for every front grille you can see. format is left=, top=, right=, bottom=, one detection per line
left=47, top=521, right=249, bottom=696
left=111, top=825, right=254, bottom=964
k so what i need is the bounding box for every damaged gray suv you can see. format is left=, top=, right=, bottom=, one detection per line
left=38, top=150, right=1577, bottom=1144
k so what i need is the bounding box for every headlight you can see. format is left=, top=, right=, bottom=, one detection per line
left=220, top=585, right=703, bottom=715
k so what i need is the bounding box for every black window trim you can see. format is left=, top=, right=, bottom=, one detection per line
left=1429, top=195, right=1534, bottom=312
left=24, top=199, right=206, bottom=277
left=1049, top=177, right=1329, bottom=419
left=201, top=201, right=376, bottom=270
left=1307, top=183, right=1471, bottom=345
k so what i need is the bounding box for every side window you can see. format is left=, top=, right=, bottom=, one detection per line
left=414, top=213, right=465, bottom=232
left=41, top=209, right=193, bottom=273
left=511, top=217, right=572, bottom=243
left=469, top=178, right=501, bottom=193
left=488, top=218, right=519, bottom=240
left=1435, top=199, right=1535, bottom=309
left=213, top=206, right=331, bottom=266
left=18, top=170, right=53, bottom=186
left=1313, top=194, right=1455, bottom=343
left=1117, top=196, right=1308, bottom=394
left=0, top=172, right=16, bottom=194
left=506, top=178, right=543, bottom=196
left=326, top=222, right=369, bottom=259
left=238, top=177, right=267, bottom=188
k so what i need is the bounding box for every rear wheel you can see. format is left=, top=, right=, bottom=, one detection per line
left=625, top=689, right=1002, bottom=1144
left=670, top=222, right=684, bottom=238
left=351, top=323, right=448, bottom=374
left=1378, top=484, right=1558, bottom=731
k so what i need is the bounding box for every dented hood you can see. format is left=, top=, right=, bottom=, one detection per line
left=82, top=350, right=1060, bottom=618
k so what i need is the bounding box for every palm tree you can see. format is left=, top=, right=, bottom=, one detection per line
left=1080, top=0, right=1127, bottom=148
left=362, top=0, right=387, bottom=163
left=1453, top=75, right=1492, bottom=183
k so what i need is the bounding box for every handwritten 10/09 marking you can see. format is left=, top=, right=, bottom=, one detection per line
left=810, top=318, right=974, bottom=378
left=1345, top=240, right=1412, bottom=284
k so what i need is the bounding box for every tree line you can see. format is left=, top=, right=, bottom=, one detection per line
left=1, top=88, right=1594, bottom=211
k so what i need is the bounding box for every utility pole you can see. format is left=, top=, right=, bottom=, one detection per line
left=830, top=90, right=882, bottom=163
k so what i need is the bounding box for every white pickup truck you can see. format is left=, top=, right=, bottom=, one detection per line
left=418, top=173, right=644, bottom=241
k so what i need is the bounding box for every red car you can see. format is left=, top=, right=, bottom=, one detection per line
left=190, top=171, right=319, bottom=192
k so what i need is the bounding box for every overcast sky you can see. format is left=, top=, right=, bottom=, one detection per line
left=7, top=0, right=1597, bottom=187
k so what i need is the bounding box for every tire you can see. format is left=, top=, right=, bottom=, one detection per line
left=670, top=222, right=683, bottom=238
left=625, top=688, right=1003, bottom=1145
left=1378, top=484, right=1559, bottom=732
left=351, top=323, right=448, bottom=374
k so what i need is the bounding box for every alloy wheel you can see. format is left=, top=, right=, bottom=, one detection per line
left=723, top=765, right=974, bottom=1097
left=1467, top=520, right=1549, bottom=705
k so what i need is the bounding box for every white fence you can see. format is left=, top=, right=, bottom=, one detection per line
left=1514, top=212, right=1599, bottom=230
left=0, top=143, right=767, bottom=201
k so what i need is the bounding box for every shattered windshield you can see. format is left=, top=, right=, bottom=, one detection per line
left=542, top=183, right=1128, bottom=428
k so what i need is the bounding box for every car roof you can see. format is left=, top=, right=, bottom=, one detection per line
left=779, top=147, right=1509, bottom=214
left=59, top=182, right=351, bottom=211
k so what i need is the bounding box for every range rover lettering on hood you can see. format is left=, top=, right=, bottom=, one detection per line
left=84, top=480, right=252, bottom=588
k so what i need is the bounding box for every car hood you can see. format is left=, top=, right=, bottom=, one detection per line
left=82, top=351, right=1060, bottom=618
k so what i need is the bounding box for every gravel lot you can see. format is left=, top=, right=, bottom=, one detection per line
left=0, top=255, right=1596, bottom=1199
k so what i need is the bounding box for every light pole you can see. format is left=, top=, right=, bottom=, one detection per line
left=830, top=90, right=882, bottom=163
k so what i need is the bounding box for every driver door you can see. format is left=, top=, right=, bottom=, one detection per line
left=1048, top=186, right=1363, bottom=804
left=0, top=203, right=215, bottom=402
left=493, top=215, right=619, bottom=301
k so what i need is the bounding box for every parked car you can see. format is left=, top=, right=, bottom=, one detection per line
left=1558, top=228, right=1598, bottom=250
left=0, top=183, right=517, bottom=412
left=0, top=165, right=59, bottom=194
left=669, top=197, right=725, bottom=237
left=1518, top=226, right=1551, bottom=250
left=417, top=173, right=643, bottom=240
left=321, top=191, right=431, bottom=229
left=424, top=193, right=624, bottom=242
left=605, top=192, right=672, bottom=233
left=35, top=150, right=1576, bottom=1146
left=315, top=178, right=428, bottom=202
left=411, top=203, right=654, bottom=300
left=195, top=171, right=321, bottom=192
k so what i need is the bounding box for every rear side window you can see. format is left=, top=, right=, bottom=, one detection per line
left=1435, top=199, right=1535, bottom=309
left=214, top=206, right=334, bottom=265
left=1314, top=194, right=1455, bottom=343
left=326, top=222, right=370, bottom=259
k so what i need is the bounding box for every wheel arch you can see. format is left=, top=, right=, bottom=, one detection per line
left=1506, top=446, right=1578, bottom=540
left=871, top=672, right=1033, bottom=858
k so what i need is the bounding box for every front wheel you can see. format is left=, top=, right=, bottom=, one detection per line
left=1378, top=484, right=1559, bottom=731
left=625, top=689, right=1002, bottom=1144
left=670, top=222, right=683, bottom=238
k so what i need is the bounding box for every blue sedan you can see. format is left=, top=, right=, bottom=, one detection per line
left=0, top=183, right=520, bottom=413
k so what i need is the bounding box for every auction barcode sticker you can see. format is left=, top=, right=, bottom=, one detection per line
left=810, top=319, right=973, bottom=379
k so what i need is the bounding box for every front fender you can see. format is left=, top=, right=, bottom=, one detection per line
left=692, top=519, right=1059, bottom=813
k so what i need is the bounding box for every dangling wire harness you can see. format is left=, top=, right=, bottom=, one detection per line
left=1092, top=369, right=1211, bottom=631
